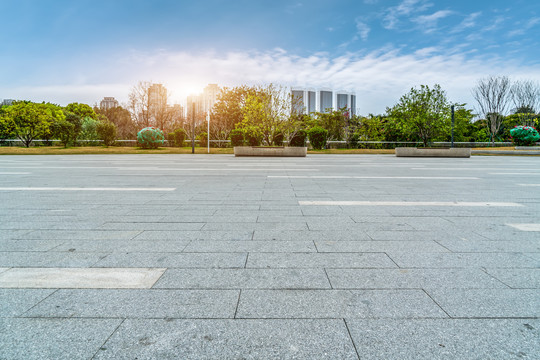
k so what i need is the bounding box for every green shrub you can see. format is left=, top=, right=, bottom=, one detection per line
left=245, top=129, right=262, bottom=146
left=230, top=129, right=244, bottom=147
left=197, top=132, right=208, bottom=147
left=96, top=121, right=117, bottom=147
left=170, top=128, right=186, bottom=147
left=510, top=125, right=540, bottom=146
left=347, top=132, right=360, bottom=149
left=53, top=120, right=75, bottom=148
left=308, top=126, right=328, bottom=150
left=289, top=129, right=307, bottom=147
left=137, top=127, right=164, bottom=149
left=273, top=132, right=284, bottom=146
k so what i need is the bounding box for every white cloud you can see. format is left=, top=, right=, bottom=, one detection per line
left=383, top=0, right=432, bottom=29
left=451, top=11, right=481, bottom=33
left=2, top=48, right=540, bottom=115
left=355, top=19, right=371, bottom=41
left=413, top=10, right=453, bottom=32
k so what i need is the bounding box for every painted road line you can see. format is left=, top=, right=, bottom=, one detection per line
left=299, top=201, right=523, bottom=207
left=118, top=168, right=320, bottom=171
left=489, top=173, right=540, bottom=175
left=0, top=172, right=31, bottom=175
left=0, top=187, right=176, bottom=191
left=0, top=268, right=166, bottom=289
left=518, top=184, right=540, bottom=187
left=507, top=224, right=540, bottom=232
left=268, top=176, right=479, bottom=179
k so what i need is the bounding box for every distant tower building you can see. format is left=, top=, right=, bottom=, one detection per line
left=148, top=84, right=167, bottom=113
left=99, top=97, right=119, bottom=110
left=1, top=99, right=15, bottom=106
left=291, top=88, right=356, bottom=115
left=202, top=84, right=220, bottom=113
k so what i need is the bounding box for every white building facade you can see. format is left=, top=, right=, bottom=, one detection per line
left=291, top=88, right=357, bottom=116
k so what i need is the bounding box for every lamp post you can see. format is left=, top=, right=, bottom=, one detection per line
left=451, top=105, right=455, bottom=148
left=190, top=102, right=195, bottom=154
left=206, top=111, right=210, bottom=154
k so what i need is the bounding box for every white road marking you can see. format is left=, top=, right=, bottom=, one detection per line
left=299, top=201, right=522, bottom=207
left=268, top=176, right=479, bottom=179
left=507, top=224, right=540, bottom=231
left=518, top=184, right=540, bottom=187
left=0, top=187, right=176, bottom=191
left=0, top=268, right=166, bottom=288
left=0, top=172, right=31, bottom=175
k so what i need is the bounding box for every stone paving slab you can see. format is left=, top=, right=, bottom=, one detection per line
left=0, top=318, right=122, bottom=360
left=0, top=289, right=56, bottom=317
left=485, top=268, right=540, bottom=289
left=326, top=268, right=507, bottom=289
left=183, top=240, right=316, bottom=252
left=93, top=319, right=359, bottom=360
left=237, top=289, right=447, bottom=318
left=52, top=240, right=191, bottom=253
left=425, top=288, right=540, bottom=318
left=0, top=251, right=108, bottom=267
left=93, top=252, right=247, bottom=268
left=386, top=252, right=539, bottom=268
left=246, top=252, right=397, bottom=268
left=436, top=239, right=540, bottom=253
left=154, top=268, right=331, bottom=289
left=346, top=319, right=540, bottom=360
left=315, top=240, right=449, bottom=252
left=24, top=289, right=239, bottom=318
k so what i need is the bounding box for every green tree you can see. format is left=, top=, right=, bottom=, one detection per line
left=95, top=106, right=135, bottom=139
left=53, top=120, right=75, bottom=148
left=386, top=84, right=451, bottom=147
left=79, top=117, right=100, bottom=144
left=96, top=120, right=117, bottom=147
left=309, top=108, right=349, bottom=141
left=307, top=126, right=328, bottom=150
left=2, top=101, right=55, bottom=147
left=237, top=84, right=300, bottom=146
left=211, top=86, right=257, bottom=143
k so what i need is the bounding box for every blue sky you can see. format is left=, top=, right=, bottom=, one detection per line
left=1, top=0, right=539, bottom=114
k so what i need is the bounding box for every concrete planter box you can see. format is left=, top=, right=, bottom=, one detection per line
left=234, top=146, right=307, bottom=157
left=515, top=146, right=540, bottom=150
left=395, top=147, right=471, bottom=158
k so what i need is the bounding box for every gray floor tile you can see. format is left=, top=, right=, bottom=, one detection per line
left=24, top=289, right=239, bottom=318
left=246, top=252, right=397, bottom=268
left=52, top=240, right=190, bottom=253
left=387, top=252, right=539, bottom=268
left=0, top=318, right=122, bottom=360
left=93, top=252, right=247, bottom=268
left=183, top=240, right=316, bottom=252
left=426, top=288, right=540, bottom=318
left=154, top=268, right=331, bottom=289
left=0, top=289, right=56, bottom=317
left=346, top=319, right=540, bottom=360
left=0, top=251, right=108, bottom=267
left=327, top=268, right=508, bottom=289
left=315, top=240, right=449, bottom=252
left=237, top=289, right=447, bottom=318
left=94, top=319, right=358, bottom=360
left=485, top=269, right=540, bottom=289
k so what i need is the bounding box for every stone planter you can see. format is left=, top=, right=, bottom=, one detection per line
left=234, top=146, right=307, bottom=157
left=395, top=147, right=471, bottom=158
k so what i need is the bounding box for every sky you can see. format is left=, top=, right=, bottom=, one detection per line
left=1, top=0, right=540, bottom=114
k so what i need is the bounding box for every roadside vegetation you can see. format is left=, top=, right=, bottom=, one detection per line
left=1, top=77, right=538, bottom=152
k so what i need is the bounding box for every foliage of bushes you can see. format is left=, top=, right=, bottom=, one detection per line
left=510, top=126, right=540, bottom=146
left=230, top=129, right=244, bottom=146
left=289, top=129, right=307, bottom=147
left=169, top=128, right=186, bottom=147
left=308, top=126, right=328, bottom=150
left=137, top=127, right=164, bottom=149
left=96, top=121, right=117, bottom=146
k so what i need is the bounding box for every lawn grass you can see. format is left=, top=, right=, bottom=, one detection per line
left=0, top=145, right=524, bottom=156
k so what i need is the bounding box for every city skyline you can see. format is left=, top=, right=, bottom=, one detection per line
left=1, top=0, right=539, bottom=115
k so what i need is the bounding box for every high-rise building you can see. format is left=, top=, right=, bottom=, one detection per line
left=186, top=84, right=221, bottom=124
left=291, top=88, right=357, bottom=116
left=99, top=97, right=119, bottom=110
left=148, top=84, right=167, bottom=113
left=1, top=99, right=15, bottom=106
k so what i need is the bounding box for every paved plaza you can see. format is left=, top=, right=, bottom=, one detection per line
left=0, top=154, right=539, bottom=359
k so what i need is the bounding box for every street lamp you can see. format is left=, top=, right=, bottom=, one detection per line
left=191, top=102, right=195, bottom=154
left=206, top=111, right=210, bottom=154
